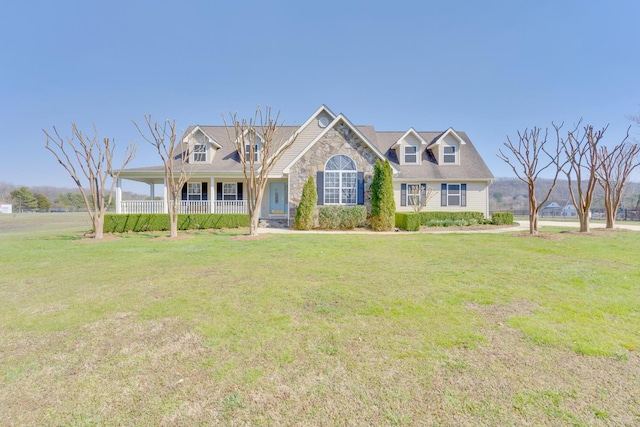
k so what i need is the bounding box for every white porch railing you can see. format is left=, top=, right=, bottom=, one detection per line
left=120, top=200, right=248, bottom=215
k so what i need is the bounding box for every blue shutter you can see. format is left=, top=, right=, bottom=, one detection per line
left=181, top=184, right=188, bottom=201
left=216, top=183, right=222, bottom=200
left=317, top=172, right=324, bottom=205
left=357, top=172, right=364, bottom=205
left=441, top=184, right=447, bottom=206
left=237, top=182, right=243, bottom=200
left=202, top=182, right=208, bottom=201
left=461, top=184, right=467, bottom=207
left=400, top=183, right=406, bottom=207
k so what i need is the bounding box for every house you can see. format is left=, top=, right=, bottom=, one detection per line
left=541, top=202, right=562, bottom=217
left=116, top=105, right=494, bottom=223
left=0, top=202, right=12, bottom=214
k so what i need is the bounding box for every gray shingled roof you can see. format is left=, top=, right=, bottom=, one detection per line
left=122, top=123, right=494, bottom=181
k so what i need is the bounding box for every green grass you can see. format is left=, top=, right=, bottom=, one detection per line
left=1, top=213, right=639, bottom=425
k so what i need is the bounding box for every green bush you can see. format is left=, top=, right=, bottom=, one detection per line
left=395, top=212, right=420, bottom=231
left=371, top=159, right=396, bottom=231
left=492, top=211, right=514, bottom=225
left=318, top=206, right=367, bottom=229
left=295, top=176, right=317, bottom=230
left=418, top=211, right=484, bottom=225
left=103, top=214, right=249, bottom=233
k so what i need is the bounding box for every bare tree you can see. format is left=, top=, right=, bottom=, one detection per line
left=596, top=127, right=640, bottom=228
left=224, top=106, right=297, bottom=236
left=560, top=123, right=607, bottom=232
left=497, top=126, right=565, bottom=234
left=134, top=116, right=191, bottom=238
left=43, top=124, right=136, bottom=239
left=407, top=183, right=436, bottom=214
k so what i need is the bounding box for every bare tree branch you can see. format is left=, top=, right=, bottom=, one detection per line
left=43, top=124, right=137, bottom=238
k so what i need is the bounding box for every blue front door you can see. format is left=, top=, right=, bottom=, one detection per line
left=269, top=182, right=286, bottom=215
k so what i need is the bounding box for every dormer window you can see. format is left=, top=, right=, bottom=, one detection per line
left=193, top=144, right=206, bottom=162
left=443, top=146, right=457, bottom=164
left=404, top=145, right=418, bottom=164
left=245, top=143, right=259, bottom=162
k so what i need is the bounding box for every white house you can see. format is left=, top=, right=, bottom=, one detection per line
left=116, top=105, right=495, bottom=222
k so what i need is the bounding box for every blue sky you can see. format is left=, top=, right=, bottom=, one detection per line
left=2, top=0, right=639, bottom=192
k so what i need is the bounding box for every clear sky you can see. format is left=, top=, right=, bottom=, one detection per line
left=2, top=0, right=639, bottom=193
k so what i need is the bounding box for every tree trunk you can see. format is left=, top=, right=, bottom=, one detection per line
left=168, top=199, right=179, bottom=238
left=93, top=215, right=104, bottom=239
left=528, top=187, right=538, bottom=235
left=579, top=212, right=589, bottom=232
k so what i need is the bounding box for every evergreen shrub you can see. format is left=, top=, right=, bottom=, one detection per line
left=395, top=212, right=420, bottom=231
left=103, top=214, right=249, bottom=233
left=295, top=176, right=317, bottom=230
left=491, top=212, right=514, bottom=225
left=371, top=159, right=396, bottom=231
left=318, top=206, right=367, bottom=229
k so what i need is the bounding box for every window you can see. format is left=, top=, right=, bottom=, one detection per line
left=406, top=183, right=425, bottom=206
left=193, top=144, right=206, bottom=162
left=324, top=155, right=357, bottom=205
left=245, top=143, right=259, bottom=162
left=223, top=183, right=237, bottom=200
left=404, top=145, right=418, bottom=164
left=443, top=145, right=457, bottom=164
left=441, top=183, right=467, bottom=206
left=187, top=183, right=202, bottom=200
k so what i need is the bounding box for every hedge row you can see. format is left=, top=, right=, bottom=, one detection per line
left=491, top=211, right=514, bottom=225
left=318, top=206, right=367, bottom=229
left=395, top=212, right=420, bottom=231
left=418, top=211, right=485, bottom=224
left=103, top=214, right=249, bottom=233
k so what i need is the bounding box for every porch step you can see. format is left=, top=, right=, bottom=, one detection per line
left=258, top=218, right=289, bottom=229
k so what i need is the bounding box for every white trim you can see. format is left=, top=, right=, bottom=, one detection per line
left=404, top=145, right=418, bottom=164
left=283, top=113, right=398, bottom=174
left=182, top=126, right=222, bottom=149
left=393, top=128, right=428, bottom=147
left=430, top=128, right=467, bottom=147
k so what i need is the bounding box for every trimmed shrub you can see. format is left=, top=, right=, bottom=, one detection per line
left=418, top=211, right=484, bottom=225
left=295, top=176, right=317, bottom=230
left=371, top=159, right=396, bottom=231
left=318, top=206, right=367, bottom=229
left=103, top=213, right=249, bottom=233
left=492, top=211, right=514, bottom=225
left=395, top=212, right=420, bottom=231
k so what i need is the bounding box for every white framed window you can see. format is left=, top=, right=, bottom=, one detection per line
left=245, top=143, right=259, bottom=162
left=324, top=155, right=357, bottom=205
left=223, top=183, right=238, bottom=201
left=440, top=183, right=467, bottom=206
left=192, top=144, right=206, bottom=162
left=443, top=145, right=457, bottom=164
left=187, top=183, right=202, bottom=200
left=406, top=183, right=425, bottom=206
left=404, top=145, right=418, bottom=164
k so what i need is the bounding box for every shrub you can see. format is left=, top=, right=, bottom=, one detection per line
left=103, top=214, right=249, bottom=233
left=492, top=211, right=514, bottom=225
left=318, top=206, right=367, bottom=229
left=418, top=211, right=484, bottom=225
left=371, top=159, right=395, bottom=231
left=295, top=176, right=317, bottom=230
left=395, top=212, right=420, bottom=231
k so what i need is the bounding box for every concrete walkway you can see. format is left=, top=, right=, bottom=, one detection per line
left=257, top=220, right=640, bottom=235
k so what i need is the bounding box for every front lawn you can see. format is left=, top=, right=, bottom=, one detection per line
left=1, top=214, right=638, bottom=425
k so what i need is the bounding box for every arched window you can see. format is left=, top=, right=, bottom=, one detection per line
left=324, top=155, right=357, bottom=205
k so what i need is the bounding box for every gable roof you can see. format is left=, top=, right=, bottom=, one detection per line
left=393, top=128, right=429, bottom=147
left=121, top=105, right=493, bottom=182
left=182, top=125, right=222, bottom=149
left=282, top=113, right=399, bottom=174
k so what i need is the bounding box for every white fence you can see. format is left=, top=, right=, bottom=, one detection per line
left=120, top=200, right=247, bottom=215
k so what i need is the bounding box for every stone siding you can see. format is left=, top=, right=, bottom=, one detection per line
left=288, top=121, right=379, bottom=222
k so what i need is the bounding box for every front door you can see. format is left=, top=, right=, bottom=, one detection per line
left=269, top=182, right=286, bottom=215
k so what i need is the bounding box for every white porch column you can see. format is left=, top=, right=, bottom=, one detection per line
left=163, top=181, right=169, bottom=214
left=115, top=178, right=122, bottom=214
left=210, top=178, right=215, bottom=213
left=149, top=183, right=155, bottom=213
